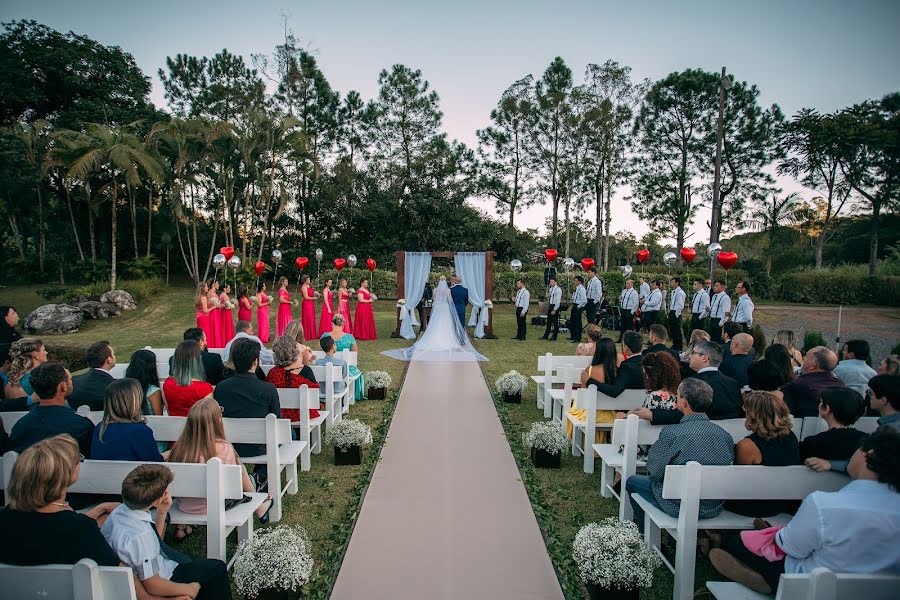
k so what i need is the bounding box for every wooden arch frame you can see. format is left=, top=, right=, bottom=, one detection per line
left=391, top=251, right=497, bottom=339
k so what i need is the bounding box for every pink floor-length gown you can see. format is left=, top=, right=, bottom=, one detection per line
left=353, top=289, right=377, bottom=340
left=207, top=293, right=221, bottom=347
left=237, top=296, right=252, bottom=323
left=318, top=288, right=334, bottom=337
left=257, top=292, right=270, bottom=343
left=196, top=301, right=213, bottom=346
left=276, top=288, right=293, bottom=338
left=301, top=285, right=318, bottom=342
left=338, top=290, right=353, bottom=331
left=218, top=292, right=235, bottom=344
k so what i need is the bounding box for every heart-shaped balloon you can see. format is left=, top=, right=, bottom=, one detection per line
left=333, top=258, right=346, bottom=271
left=295, top=256, right=309, bottom=271
left=366, top=258, right=376, bottom=272
left=219, top=246, right=235, bottom=261
left=636, top=249, right=650, bottom=264
left=254, top=261, right=265, bottom=276
left=717, top=251, right=738, bottom=271
left=544, top=248, right=558, bottom=262
left=680, top=248, right=696, bottom=264
left=580, top=258, right=595, bottom=271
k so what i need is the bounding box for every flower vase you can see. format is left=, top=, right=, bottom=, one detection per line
left=255, top=588, right=291, bottom=600
left=502, top=392, right=522, bottom=404
left=530, top=447, right=561, bottom=469
left=368, top=386, right=386, bottom=400
left=334, top=445, right=362, bottom=466
left=585, top=583, right=639, bottom=600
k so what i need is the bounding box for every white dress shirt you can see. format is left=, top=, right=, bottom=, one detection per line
left=644, top=289, right=662, bottom=311
left=223, top=331, right=274, bottom=365
left=832, top=359, right=878, bottom=397
left=515, top=288, right=531, bottom=315
left=572, top=284, right=587, bottom=308
left=102, top=504, right=178, bottom=581
left=731, top=294, right=754, bottom=326
left=668, top=286, right=686, bottom=316
left=547, top=285, right=562, bottom=310
left=639, top=282, right=651, bottom=301
left=619, top=287, right=639, bottom=311
left=691, top=289, right=711, bottom=317
left=709, top=292, right=731, bottom=326
left=586, top=277, right=603, bottom=302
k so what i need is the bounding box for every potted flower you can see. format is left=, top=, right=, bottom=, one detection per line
left=234, top=525, right=314, bottom=599
left=366, top=370, right=392, bottom=400
left=523, top=421, right=569, bottom=468
left=324, top=418, right=373, bottom=465
left=573, top=518, right=661, bottom=600
left=396, top=298, right=406, bottom=309
left=495, top=370, right=527, bottom=403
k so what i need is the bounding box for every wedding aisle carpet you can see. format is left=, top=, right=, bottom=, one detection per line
left=331, top=360, right=564, bottom=599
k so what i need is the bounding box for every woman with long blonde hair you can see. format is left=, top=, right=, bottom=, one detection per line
left=4, top=337, right=48, bottom=398
left=282, top=318, right=305, bottom=345
left=90, top=378, right=163, bottom=462
left=194, top=281, right=214, bottom=346
left=773, top=330, right=803, bottom=370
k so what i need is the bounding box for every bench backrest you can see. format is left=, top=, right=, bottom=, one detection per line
left=573, top=387, right=646, bottom=412
left=662, top=462, right=849, bottom=501
left=537, top=353, right=593, bottom=373
left=609, top=415, right=802, bottom=447
left=145, top=347, right=225, bottom=364
left=775, top=567, right=900, bottom=600
left=0, top=558, right=137, bottom=600
left=800, top=416, right=880, bottom=441
left=276, top=386, right=319, bottom=411
left=312, top=349, right=357, bottom=366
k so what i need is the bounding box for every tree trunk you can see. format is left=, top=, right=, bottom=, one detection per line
left=110, top=181, right=118, bottom=290
left=65, top=186, right=85, bottom=262
left=6, top=197, right=25, bottom=260
left=815, top=234, right=825, bottom=270
left=202, top=198, right=222, bottom=283
left=128, top=185, right=138, bottom=258
left=175, top=217, right=194, bottom=281
left=603, top=169, right=612, bottom=271
left=36, top=185, right=45, bottom=272
left=190, top=184, right=199, bottom=282
left=88, top=192, right=97, bottom=266
left=869, top=202, right=881, bottom=276
left=563, top=194, right=571, bottom=258
left=594, top=177, right=603, bottom=261
left=165, top=241, right=170, bottom=286
left=146, top=187, right=153, bottom=257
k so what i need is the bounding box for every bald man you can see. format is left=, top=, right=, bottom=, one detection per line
left=780, top=346, right=848, bottom=417
left=719, top=333, right=754, bottom=388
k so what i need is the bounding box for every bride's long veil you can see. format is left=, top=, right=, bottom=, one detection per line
left=382, top=279, right=488, bottom=362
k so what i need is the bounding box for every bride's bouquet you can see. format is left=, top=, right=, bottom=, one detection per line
left=484, top=300, right=494, bottom=309
left=371, top=294, right=379, bottom=301
left=396, top=299, right=406, bottom=308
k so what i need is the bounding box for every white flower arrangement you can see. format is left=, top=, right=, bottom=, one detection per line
left=324, top=418, right=373, bottom=449
left=484, top=300, right=493, bottom=308
left=250, top=295, right=258, bottom=303
left=524, top=421, right=569, bottom=455
left=371, top=293, right=379, bottom=301
left=495, top=370, right=527, bottom=395
left=233, top=525, right=314, bottom=598
left=572, top=518, right=661, bottom=590
left=366, top=370, right=392, bottom=389
left=397, top=298, right=406, bottom=305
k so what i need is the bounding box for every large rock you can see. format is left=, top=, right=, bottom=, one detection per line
left=76, top=301, right=121, bottom=320
left=24, top=304, right=84, bottom=334
left=100, top=290, right=137, bottom=311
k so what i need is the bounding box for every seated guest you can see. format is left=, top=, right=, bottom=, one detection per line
left=0, top=343, right=27, bottom=410
left=745, top=360, right=786, bottom=401
left=315, top=335, right=348, bottom=400
left=0, top=305, right=22, bottom=345
left=618, top=351, right=682, bottom=423
left=0, top=435, right=120, bottom=566
left=9, top=363, right=94, bottom=456
left=773, top=329, right=804, bottom=370
left=167, top=399, right=273, bottom=533
left=266, top=335, right=320, bottom=423
left=877, top=354, right=899, bottom=376
left=69, top=341, right=117, bottom=412
left=282, top=318, right=305, bottom=345
left=575, top=323, right=602, bottom=357
left=868, top=374, right=900, bottom=432
left=567, top=337, right=618, bottom=442
left=4, top=337, right=48, bottom=399
left=708, top=428, right=900, bottom=595
left=125, top=349, right=164, bottom=415
left=168, top=327, right=225, bottom=385
left=223, top=320, right=274, bottom=366
left=780, top=346, right=846, bottom=418
left=763, top=344, right=795, bottom=385
left=643, top=324, right=681, bottom=362
left=726, top=391, right=801, bottom=517
left=322, top=314, right=366, bottom=401
left=101, top=464, right=232, bottom=600
left=91, top=378, right=163, bottom=462
left=721, top=322, right=744, bottom=359
left=680, top=328, right=711, bottom=363
left=801, top=387, right=867, bottom=462
left=162, top=340, right=214, bottom=417
left=720, top=333, right=754, bottom=389
left=625, top=378, right=735, bottom=532
left=590, top=331, right=645, bottom=397
left=749, top=324, right=767, bottom=359
left=833, top=339, right=877, bottom=397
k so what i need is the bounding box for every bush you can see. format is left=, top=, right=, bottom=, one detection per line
left=802, top=331, right=827, bottom=354
left=124, top=256, right=164, bottom=279
left=36, top=287, right=72, bottom=302
left=775, top=272, right=900, bottom=306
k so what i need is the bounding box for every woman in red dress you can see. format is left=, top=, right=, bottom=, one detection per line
left=300, top=274, right=317, bottom=342
left=163, top=340, right=214, bottom=417
left=266, top=336, right=320, bottom=423
left=317, top=278, right=335, bottom=337
left=236, top=284, right=253, bottom=324
left=206, top=280, right=221, bottom=348
left=276, top=276, right=294, bottom=338
left=195, top=282, right=214, bottom=344
left=337, top=278, right=353, bottom=331
left=256, top=282, right=271, bottom=343
left=353, top=277, right=377, bottom=340
left=218, top=283, right=236, bottom=345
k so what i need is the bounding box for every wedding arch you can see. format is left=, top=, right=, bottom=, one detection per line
left=391, top=251, right=497, bottom=340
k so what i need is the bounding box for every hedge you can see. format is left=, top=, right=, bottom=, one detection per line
left=773, top=272, right=900, bottom=306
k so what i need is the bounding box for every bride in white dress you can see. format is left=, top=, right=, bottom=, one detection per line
left=382, top=277, right=487, bottom=362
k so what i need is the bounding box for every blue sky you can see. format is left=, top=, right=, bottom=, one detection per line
left=3, top=0, right=898, bottom=243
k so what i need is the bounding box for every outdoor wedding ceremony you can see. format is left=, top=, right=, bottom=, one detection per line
left=0, top=1, right=899, bottom=599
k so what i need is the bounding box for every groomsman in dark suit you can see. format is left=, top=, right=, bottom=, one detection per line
left=68, top=341, right=117, bottom=412
left=541, top=277, right=562, bottom=340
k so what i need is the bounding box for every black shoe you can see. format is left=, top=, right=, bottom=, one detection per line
left=539, top=336, right=548, bottom=340
left=549, top=336, right=557, bottom=341
left=511, top=337, right=520, bottom=340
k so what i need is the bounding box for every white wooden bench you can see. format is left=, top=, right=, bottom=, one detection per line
left=145, top=347, right=226, bottom=364
left=707, top=566, right=900, bottom=600
left=0, top=558, right=137, bottom=600
left=277, top=385, right=325, bottom=471
left=308, top=363, right=350, bottom=425
left=799, top=416, right=880, bottom=440
left=547, top=367, right=580, bottom=425
left=312, top=349, right=360, bottom=403
left=566, top=385, right=645, bottom=473
left=633, top=462, right=849, bottom=600
left=533, top=353, right=593, bottom=418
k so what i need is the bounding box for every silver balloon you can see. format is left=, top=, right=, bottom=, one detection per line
left=563, top=257, right=575, bottom=272
left=213, top=253, right=226, bottom=270
left=227, top=255, right=241, bottom=271
left=707, top=242, right=722, bottom=259
left=347, top=254, right=358, bottom=268
left=315, top=248, right=324, bottom=261
left=621, top=265, right=633, bottom=278
left=271, top=249, right=283, bottom=264
left=510, top=259, right=522, bottom=272
left=663, top=252, right=677, bottom=266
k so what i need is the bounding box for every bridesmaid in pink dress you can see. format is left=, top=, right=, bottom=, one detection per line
left=317, top=278, right=335, bottom=337
left=195, top=282, right=214, bottom=343
left=236, top=284, right=253, bottom=324
left=352, top=278, right=377, bottom=340
left=299, top=275, right=318, bottom=342
left=337, top=278, right=353, bottom=332
left=218, top=284, right=236, bottom=344
left=256, top=282, right=271, bottom=343
left=206, top=280, right=221, bottom=347
left=276, top=277, right=293, bottom=338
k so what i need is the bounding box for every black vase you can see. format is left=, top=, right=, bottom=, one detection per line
left=334, top=445, right=362, bottom=465
left=502, top=392, right=522, bottom=404
left=585, top=583, right=640, bottom=600
left=368, top=387, right=386, bottom=400
left=530, top=447, right=561, bottom=469
left=255, top=588, right=291, bottom=600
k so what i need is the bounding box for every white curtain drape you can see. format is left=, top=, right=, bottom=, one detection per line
left=455, top=252, right=489, bottom=338
left=399, top=252, right=432, bottom=339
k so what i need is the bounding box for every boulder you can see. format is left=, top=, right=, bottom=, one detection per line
left=76, top=301, right=121, bottom=320
left=24, top=304, right=84, bottom=334
left=100, top=290, right=137, bottom=311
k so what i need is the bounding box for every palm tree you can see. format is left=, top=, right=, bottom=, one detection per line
left=15, top=119, right=53, bottom=272
left=750, top=191, right=807, bottom=276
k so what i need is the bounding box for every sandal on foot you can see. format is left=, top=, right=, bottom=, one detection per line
left=257, top=496, right=274, bottom=525
left=174, top=525, right=194, bottom=543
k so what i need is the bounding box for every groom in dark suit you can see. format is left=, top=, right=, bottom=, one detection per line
left=449, top=276, right=469, bottom=328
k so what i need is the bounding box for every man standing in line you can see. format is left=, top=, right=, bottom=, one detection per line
left=541, top=277, right=562, bottom=341
left=690, top=278, right=711, bottom=332
left=618, top=278, right=639, bottom=343
left=513, top=279, right=530, bottom=341
left=638, top=276, right=651, bottom=331
left=704, top=278, right=712, bottom=297
left=708, top=280, right=731, bottom=343
left=667, top=277, right=687, bottom=351
left=730, top=280, right=754, bottom=334
left=570, top=275, right=587, bottom=343
left=585, top=267, right=602, bottom=326
left=643, top=280, right=663, bottom=330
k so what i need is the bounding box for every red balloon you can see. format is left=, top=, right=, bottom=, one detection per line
left=219, top=246, right=235, bottom=261
left=636, top=249, right=650, bottom=264
left=680, top=247, right=697, bottom=264
left=254, top=261, right=265, bottom=276
left=333, top=258, right=347, bottom=271
left=544, top=248, right=558, bottom=262
left=295, top=256, right=309, bottom=271
left=580, top=258, right=595, bottom=271
left=717, top=251, right=738, bottom=271
left=366, top=258, right=376, bottom=272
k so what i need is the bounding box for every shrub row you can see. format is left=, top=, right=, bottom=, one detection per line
left=772, top=273, right=900, bottom=306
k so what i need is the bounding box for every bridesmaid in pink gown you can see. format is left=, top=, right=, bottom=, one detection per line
left=256, top=282, right=271, bottom=343
left=299, top=275, right=318, bottom=342
left=337, top=278, right=353, bottom=332
left=218, top=284, right=236, bottom=344
left=236, top=284, right=253, bottom=324
left=317, top=278, right=335, bottom=337
left=195, top=282, right=214, bottom=343
left=352, top=278, right=377, bottom=340
left=276, top=276, right=293, bottom=338
left=206, top=281, right=221, bottom=347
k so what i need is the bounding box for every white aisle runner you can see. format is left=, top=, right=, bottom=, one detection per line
left=331, top=360, right=564, bottom=599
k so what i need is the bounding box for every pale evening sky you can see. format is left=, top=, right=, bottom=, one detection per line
left=3, top=0, right=899, bottom=245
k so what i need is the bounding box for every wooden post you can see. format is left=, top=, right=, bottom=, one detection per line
left=391, top=251, right=405, bottom=338
left=484, top=251, right=497, bottom=338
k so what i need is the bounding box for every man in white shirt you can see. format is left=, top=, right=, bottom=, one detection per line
left=690, top=278, right=711, bottom=332
left=833, top=339, right=878, bottom=397
left=224, top=320, right=275, bottom=366
left=730, top=280, right=754, bottom=334
left=585, top=267, right=602, bottom=326
left=704, top=278, right=712, bottom=297
left=643, top=280, right=663, bottom=329
left=667, top=277, right=687, bottom=351
left=513, top=279, right=530, bottom=341
left=569, top=275, right=588, bottom=343
left=541, top=277, right=563, bottom=341
left=618, top=278, right=640, bottom=343
left=707, top=280, right=731, bottom=343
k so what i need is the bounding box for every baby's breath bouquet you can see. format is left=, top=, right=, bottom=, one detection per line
left=366, top=370, right=392, bottom=389
left=495, top=370, right=527, bottom=396
left=573, top=518, right=660, bottom=593
left=324, top=418, right=373, bottom=450
left=233, top=525, right=314, bottom=598
left=524, top=421, right=569, bottom=455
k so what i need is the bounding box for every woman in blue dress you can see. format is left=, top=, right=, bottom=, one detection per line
left=321, top=314, right=366, bottom=400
